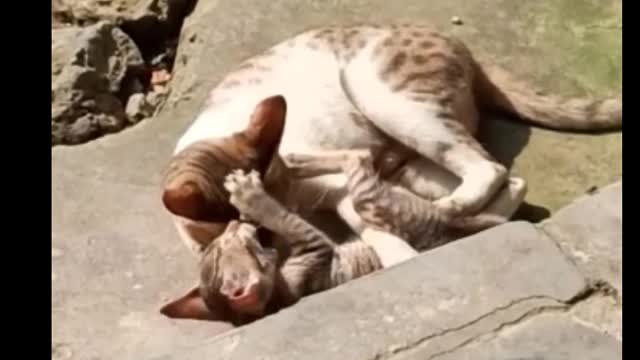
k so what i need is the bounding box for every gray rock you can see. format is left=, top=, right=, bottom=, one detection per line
left=52, top=0, right=195, bottom=50
left=52, top=0, right=175, bottom=27
left=51, top=21, right=144, bottom=145
left=569, top=293, right=621, bottom=341
left=158, top=222, right=587, bottom=360
left=126, top=93, right=154, bottom=122
left=420, top=314, right=620, bottom=360
left=145, top=87, right=169, bottom=110
left=542, top=182, right=622, bottom=295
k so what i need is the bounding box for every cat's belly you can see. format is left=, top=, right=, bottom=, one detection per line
left=275, top=70, right=390, bottom=155
left=278, top=104, right=388, bottom=155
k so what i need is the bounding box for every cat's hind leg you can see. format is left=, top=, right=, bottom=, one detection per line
left=343, top=69, right=507, bottom=217
left=481, top=177, right=528, bottom=221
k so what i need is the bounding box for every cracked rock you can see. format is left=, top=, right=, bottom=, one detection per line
left=426, top=314, right=620, bottom=360
left=542, top=182, right=622, bottom=296
left=52, top=21, right=144, bottom=145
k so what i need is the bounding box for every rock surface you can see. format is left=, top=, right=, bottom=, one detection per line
left=423, top=314, right=621, bottom=360
left=52, top=0, right=191, bottom=30
left=52, top=21, right=144, bottom=145
left=542, top=182, right=622, bottom=295
left=52, top=0, right=621, bottom=359
left=51, top=0, right=193, bottom=145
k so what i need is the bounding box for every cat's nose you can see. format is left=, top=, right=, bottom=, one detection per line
left=228, top=286, right=245, bottom=299
left=221, top=281, right=241, bottom=297
left=223, top=282, right=259, bottom=306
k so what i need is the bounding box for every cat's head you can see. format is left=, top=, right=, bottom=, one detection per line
left=160, top=96, right=286, bottom=322
left=161, top=95, right=287, bottom=227
left=160, top=221, right=279, bottom=322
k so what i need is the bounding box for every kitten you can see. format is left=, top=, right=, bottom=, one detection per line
left=161, top=171, right=385, bottom=325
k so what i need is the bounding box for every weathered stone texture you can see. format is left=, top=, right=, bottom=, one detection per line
left=542, top=182, right=622, bottom=295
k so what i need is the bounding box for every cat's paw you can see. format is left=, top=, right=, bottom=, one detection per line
left=224, top=169, right=277, bottom=221
left=342, top=150, right=375, bottom=174
left=236, top=221, right=259, bottom=241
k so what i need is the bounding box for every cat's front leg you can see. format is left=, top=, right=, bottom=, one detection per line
left=224, top=169, right=335, bottom=250
left=283, top=149, right=373, bottom=179
left=224, top=169, right=289, bottom=230
left=225, top=169, right=338, bottom=296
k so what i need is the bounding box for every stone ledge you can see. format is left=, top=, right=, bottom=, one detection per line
left=151, top=222, right=587, bottom=360
left=412, top=314, right=621, bottom=360
left=541, top=181, right=622, bottom=295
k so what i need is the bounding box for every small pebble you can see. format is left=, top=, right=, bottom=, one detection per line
left=125, top=93, right=153, bottom=123
left=451, top=16, right=463, bottom=25
left=52, top=273, right=57, bottom=282
left=133, top=284, right=143, bottom=290
left=52, top=248, right=64, bottom=258
left=146, top=89, right=168, bottom=109
left=125, top=271, right=134, bottom=278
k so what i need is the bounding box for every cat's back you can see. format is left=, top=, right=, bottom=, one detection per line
left=176, top=24, right=467, bottom=154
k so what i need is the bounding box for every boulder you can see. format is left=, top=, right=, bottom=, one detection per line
left=52, top=21, right=144, bottom=145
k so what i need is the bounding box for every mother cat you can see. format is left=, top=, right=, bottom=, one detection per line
left=163, top=23, right=620, bottom=251
left=160, top=24, right=620, bottom=317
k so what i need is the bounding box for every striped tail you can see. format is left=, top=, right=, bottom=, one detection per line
left=473, top=60, right=621, bottom=131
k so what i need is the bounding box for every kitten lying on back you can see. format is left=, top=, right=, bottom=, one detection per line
left=160, top=152, right=524, bottom=325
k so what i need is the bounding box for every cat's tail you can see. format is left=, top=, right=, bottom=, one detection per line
left=472, top=60, right=621, bottom=132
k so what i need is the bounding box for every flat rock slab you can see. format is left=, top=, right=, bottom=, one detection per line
left=418, top=314, right=621, bottom=360
left=154, top=222, right=586, bottom=360
left=542, top=181, right=622, bottom=295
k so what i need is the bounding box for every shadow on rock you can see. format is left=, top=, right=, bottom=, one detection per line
left=478, top=113, right=531, bottom=170
left=513, top=202, right=552, bottom=223
left=478, top=113, right=552, bottom=223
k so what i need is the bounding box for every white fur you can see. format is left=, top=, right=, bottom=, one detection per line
left=175, top=30, right=394, bottom=156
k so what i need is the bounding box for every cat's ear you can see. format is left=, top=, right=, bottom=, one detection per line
left=162, top=181, right=209, bottom=221
left=160, top=286, right=218, bottom=321
left=243, top=95, right=287, bottom=170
